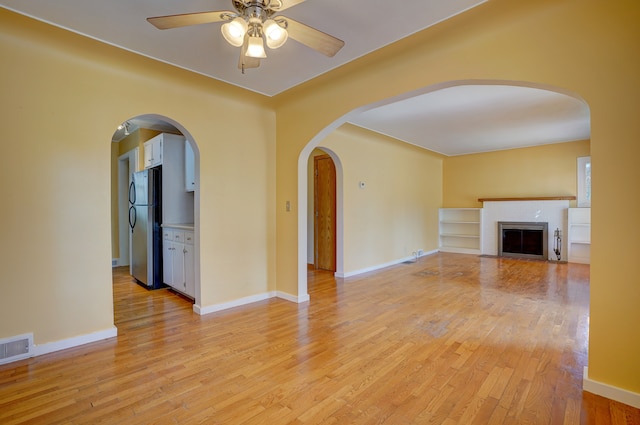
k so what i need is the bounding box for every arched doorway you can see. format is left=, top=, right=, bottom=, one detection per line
left=111, top=114, right=201, bottom=308
left=296, top=80, right=590, bottom=300
left=307, top=148, right=341, bottom=273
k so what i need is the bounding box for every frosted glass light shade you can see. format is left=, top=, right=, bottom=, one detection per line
left=263, top=19, right=288, bottom=49
left=221, top=17, right=247, bottom=47
left=246, top=36, right=267, bottom=58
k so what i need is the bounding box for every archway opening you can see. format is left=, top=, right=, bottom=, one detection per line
left=110, top=114, right=201, bottom=309
left=296, top=80, right=590, bottom=299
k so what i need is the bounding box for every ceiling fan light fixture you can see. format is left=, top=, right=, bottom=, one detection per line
left=221, top=17, right=247, bottom=47
left=263, top=19, right=288, bottom=49
left=246, top=35, right=267, bottom=58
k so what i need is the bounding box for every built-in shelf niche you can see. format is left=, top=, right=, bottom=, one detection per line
left=439, top=208, right=482, bottom=255
left=568, top=207, right=591, bottom=264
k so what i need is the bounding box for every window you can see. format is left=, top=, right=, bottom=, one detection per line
left=577, top=156, right=591, bottom=207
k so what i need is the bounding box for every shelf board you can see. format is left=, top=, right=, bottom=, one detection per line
left=440, top=221, right=480, bottom=225
left=439, top=247, right=481, bottom=255
left=478, top=196, right=576, bottom=202
left=441, top=234, right=480, bottom=239
left=570, top=240, right=591, bottom=245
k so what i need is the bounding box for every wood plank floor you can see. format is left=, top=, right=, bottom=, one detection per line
left=1, top=253, right=639, bottom=424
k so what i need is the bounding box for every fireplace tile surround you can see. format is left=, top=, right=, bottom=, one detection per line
left=481, top=200, right=569, bottom=261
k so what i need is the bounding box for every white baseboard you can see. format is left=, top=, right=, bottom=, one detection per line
left=194, top=291, right=277, bottom=315
left=193, top=250, right=440, bottom=315
left=583, top=366, right=640, bottom=408
left=277, top=291, right=310, bottom=303
left=193, top=289, right=311, bottom=315
left=335, top=249, right=438, bottom=279
left=32, top=327, right=118, bottom=358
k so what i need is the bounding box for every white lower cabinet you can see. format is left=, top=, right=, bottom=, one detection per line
left=183, top=236, right=195, bottom=297
left=163, top=228, right=195, bottom=298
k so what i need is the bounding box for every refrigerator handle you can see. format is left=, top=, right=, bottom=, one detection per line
left=129, top=180, right=136, bottom=205
left=129, top=205, right=136, bottom=232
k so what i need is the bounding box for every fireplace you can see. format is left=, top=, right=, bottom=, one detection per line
left=498, top=221, right=548, bottom=260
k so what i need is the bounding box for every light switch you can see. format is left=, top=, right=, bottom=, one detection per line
left=286, top=201, right=291, bottom=212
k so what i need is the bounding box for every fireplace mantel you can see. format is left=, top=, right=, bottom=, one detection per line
left=478, top=196, right=575, bottom=202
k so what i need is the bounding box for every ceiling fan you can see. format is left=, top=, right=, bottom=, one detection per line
left=147, top=0, right=345, bottom=72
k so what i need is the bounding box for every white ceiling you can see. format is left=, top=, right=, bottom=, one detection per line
left=0, top=0, right=487, bottom=96
left=348, top=85, right=591, bottom=156
left=2, top=0, right=591, bottom=154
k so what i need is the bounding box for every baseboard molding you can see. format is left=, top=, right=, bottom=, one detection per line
left=193, top=250, right=440, bottom=314
left=336, top=249, right=438, bottom=279
left=277, top=291, right=310, bottom=304
left=583, top=366, right=640, bottom=408
left=32, top=327, right=118, bottom=358
left=194, top=291, right=277, bottom=315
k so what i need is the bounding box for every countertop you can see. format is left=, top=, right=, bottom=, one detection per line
left=161, top=223, right=195, bottom=231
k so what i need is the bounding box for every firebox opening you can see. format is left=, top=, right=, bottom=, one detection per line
left=498, top=222, right=548, bottom=260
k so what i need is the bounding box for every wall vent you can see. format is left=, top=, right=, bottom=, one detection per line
left=0, top=333, right=33, bottom=365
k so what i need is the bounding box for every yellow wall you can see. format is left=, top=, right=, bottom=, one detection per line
left=319, top=125, right=443, bottom=273
left=273, top=0, right=640, bottom=394
left=0, top=9, right=275, bottom=344
left=443, top=140, right=590, bottom=207
left=1, top=0, right=639, bottom=398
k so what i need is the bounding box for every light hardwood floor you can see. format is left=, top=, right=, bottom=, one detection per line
left=1, top=253, right=639, bottom=424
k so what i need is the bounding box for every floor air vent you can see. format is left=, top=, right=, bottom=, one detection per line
left=0, top=334, right=33, bottom=365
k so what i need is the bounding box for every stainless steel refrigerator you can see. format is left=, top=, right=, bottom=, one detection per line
left=128, top=167, right=163, bottom=289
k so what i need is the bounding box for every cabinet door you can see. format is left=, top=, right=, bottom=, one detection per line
left=144, top=136, right=163, bottom=169
left=172, top=244, right=186, bottom=292
left=144, top=140, right=154, bottom=169
left=184, top=243, right=195, bottom=297
left=185, top=141, right=195, bottom=192
left=163, top=241, right=174, bottom=286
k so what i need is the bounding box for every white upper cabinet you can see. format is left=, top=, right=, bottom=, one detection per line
left=160, top=134, right=194, bottom=225
left=185, top=141, right=195, bottom=192
left=143, top=134, right=163, bottom=169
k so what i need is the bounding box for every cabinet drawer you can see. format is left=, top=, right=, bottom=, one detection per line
left=163, top=230, right=173, bottom=240
left=173, top=231, right=185, bottom=243
left=184, top=232, right=194, bottom=245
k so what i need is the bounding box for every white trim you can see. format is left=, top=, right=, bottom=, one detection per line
left=277, top=291, right=310, bottom=304
left=193, top=289, right=312, bottom=315
left=117, top=149, right=137, bottom=270
left=194, top=292, right=277, bottom=315
left=583, top=366, right=640, bottom=409
left=31, top=327, right=118, bottom=359
left=336, top=250, right=438, bottom=278
left=577, top=156, right=591, bottom=208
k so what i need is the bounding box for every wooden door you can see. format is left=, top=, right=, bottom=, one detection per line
left=314, top=155, right=336, bottom=271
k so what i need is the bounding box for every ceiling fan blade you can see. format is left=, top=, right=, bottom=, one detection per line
left=268, top=0, right=306, bottom=12
left=282, top=17, right=344, bottom=57
left=147, top=10, right=233, bottom=30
